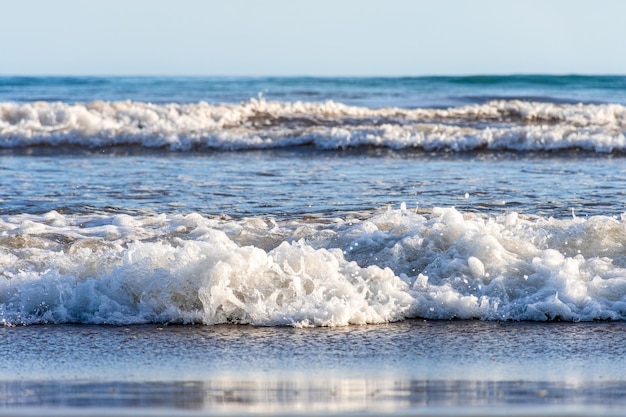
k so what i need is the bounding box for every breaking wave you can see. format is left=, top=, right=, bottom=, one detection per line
left=3, top=207, right=626, bottom=326
left=1, top=99, right=626, bottom=152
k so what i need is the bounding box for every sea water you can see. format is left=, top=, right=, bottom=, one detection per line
left=2, top=76, right=626, bottom=415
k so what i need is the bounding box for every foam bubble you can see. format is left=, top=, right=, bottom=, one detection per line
left=1, top=99, right=626, bottom=152
left=3, top=208, right=626, bottom=326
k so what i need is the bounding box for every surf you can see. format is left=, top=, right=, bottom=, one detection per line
left=1, top=99, right=626, bottom=152
left=3, top=207, right=626, bottom=326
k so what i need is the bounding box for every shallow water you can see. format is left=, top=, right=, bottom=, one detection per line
left=2, top=321, right=626, bottom=416
left=2, top=148, right=625, bottom=218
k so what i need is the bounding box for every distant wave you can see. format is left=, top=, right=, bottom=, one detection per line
left=3, top=207, right=626, bottom=326
left=1, top=99, right=626, bottom=152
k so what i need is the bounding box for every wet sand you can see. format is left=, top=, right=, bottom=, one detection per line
left=2, top=320, right=626, bottom=416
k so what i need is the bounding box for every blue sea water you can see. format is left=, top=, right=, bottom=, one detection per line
left=6, top=75, right=626, bottom=415
left=3, top=76, right=626, bottom=327
left=4, top=75, right=626, bottom=106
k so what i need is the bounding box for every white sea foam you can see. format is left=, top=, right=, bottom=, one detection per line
left=1, top=99, right=626, bottom=151
left=3, top=207, right=626, bottom=326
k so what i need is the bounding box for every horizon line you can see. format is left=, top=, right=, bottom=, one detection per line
left=0, top=73, right=625, bottom=78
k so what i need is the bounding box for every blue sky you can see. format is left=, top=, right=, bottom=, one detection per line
left=2, top=0, right=625, bottom=76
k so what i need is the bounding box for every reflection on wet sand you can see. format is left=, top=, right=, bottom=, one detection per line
left=2, top=321, right=626, bottom=416
left=3, top=378, right=626, bottom=415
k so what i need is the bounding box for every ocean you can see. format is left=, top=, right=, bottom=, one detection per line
left=2, top=75, right=626, bottom=416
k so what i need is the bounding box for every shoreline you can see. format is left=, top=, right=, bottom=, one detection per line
left=2, top=320, right=626, bottom=416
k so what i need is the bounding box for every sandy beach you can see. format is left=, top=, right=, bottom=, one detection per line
left=2, top=320, right=626, bottom=416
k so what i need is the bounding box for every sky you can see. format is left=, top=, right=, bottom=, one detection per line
left=2, top=0, right=626, bottom=76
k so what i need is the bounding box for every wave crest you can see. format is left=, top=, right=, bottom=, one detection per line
left=1, top=99, right=626, bottom=152
left=3, top=208, right=626, bottom=326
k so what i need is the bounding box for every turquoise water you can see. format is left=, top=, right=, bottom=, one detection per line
left=3, top=75, right=626, bottom=106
